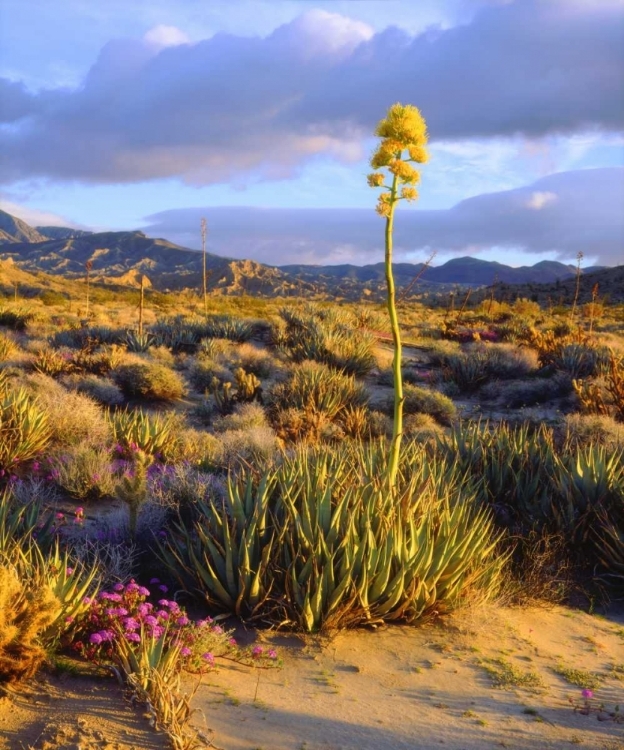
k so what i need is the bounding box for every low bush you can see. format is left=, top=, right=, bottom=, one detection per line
left=113, top=362, right=185, bottom=402
left=63, top=373, right=124, bottom=407
left=32, top=381, right=112, bottom=448
left=397, top=383, right=456, bottom=426
left=51, top=445, right=118, bottom=501
left=480, top=373, right=573, bottom=408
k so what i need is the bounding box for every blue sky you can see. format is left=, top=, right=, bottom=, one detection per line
left=1, top=0, right=623, bottom=266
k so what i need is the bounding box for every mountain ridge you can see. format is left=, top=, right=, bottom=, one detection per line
left=0, top=209, right=611, bottom=297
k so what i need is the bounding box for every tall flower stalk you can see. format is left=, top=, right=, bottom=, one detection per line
left=368, top=103, right=429, bottom=488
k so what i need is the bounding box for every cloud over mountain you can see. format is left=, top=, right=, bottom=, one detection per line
left=144, top=168, right=624, bottom=266
left=1, top=1, right=622, bottom=186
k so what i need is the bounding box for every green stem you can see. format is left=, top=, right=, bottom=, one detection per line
left=385, top=172, right=402, bottom=489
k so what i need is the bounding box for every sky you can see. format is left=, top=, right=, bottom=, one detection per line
left=1, top=0, right=623, bottom=267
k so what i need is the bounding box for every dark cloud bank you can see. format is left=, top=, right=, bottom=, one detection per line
left=1, top=0, right=623, bottom=185
left=145, top=168, right=624, bottom=266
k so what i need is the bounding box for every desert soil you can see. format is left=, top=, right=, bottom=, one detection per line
left=1, top=604, right=623, bottom=750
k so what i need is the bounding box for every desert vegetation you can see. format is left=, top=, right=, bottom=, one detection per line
left=1, top=104, right=623, bottom=748
left=2, top=254, right=624, bottom=744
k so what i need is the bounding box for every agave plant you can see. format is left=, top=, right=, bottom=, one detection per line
left=0, top=385, right=52, bottom=471
left=158, top=472, right=279, bottom=616
left=158, top=441, right=505, bottom=631
left=125, top=330, right=156, bottom=353
left=108, top=407, right=182, bottom=460
left=275, top=443, right=505, bottom=631
left=0, top=488, right=55, bottom=558
left=551, top=445, right=624, bottom=541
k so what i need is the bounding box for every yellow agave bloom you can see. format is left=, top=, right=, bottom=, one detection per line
left=369, top=103, right=429, bottom=205
left=375, top=103, right=428, bottom=147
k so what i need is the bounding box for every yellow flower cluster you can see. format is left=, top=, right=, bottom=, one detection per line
left=375, top=193, right=393, bottom=218
left=367, top=172, right=385, bottom=187
left=368, top=103, right=429, bottom=216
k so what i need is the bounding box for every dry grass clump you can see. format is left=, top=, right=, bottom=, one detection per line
left=113, top=361, right=185, bottom=402
left=212, top=402, right=269, bottom=433
left=386, top=383, right=457, bottom=426
left=562, top=413, right=624, bottom=451
left=50, top=445, right=117, bottom=501
left=28, top=376, right=112, bottom=448
left=219, top=426, right=279, bottom=470
left=63, top=373, right=125, bottom=406
left=403, top=412, right=445, bottom=441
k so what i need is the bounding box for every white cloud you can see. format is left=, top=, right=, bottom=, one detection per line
left=526, top=191, right=557, bottom=210
left=143, top=25, right=190, bottom=48
left=0, top=198, right=82, bottom=228
left=144, top=168, right=624, bottom=267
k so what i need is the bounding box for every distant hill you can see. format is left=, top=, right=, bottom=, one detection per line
left=0, top=222, right=316, bottom=296
left=0, top=209, right=613, bottom=299
left=490, top=265, right=624, bottom=305
left=0, top=209, right=49, bottom=244
left=36, top=226, right=93, bottom=240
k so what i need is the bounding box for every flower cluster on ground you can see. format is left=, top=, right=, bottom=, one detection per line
left=70, top=579, right=280, bottom=674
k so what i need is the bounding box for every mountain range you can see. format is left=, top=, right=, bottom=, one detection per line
left=0, top=209, right=610, bottom=299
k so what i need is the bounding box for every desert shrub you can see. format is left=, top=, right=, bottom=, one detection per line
left=159, top=442, right=505, bottom=630
left=552, top=343, right=610, bottom=379
left=149, top=464, right=226, bottom=523
left=485, top=344, right=538, bottom=379
left=0, top=487, right=55, bottom=558
left=188, top=358, right=231, bottom=394
left=562, top=414, right=624, bottom=452
left=34, top=384, right=112, bottom=449
left=440, top=344, right=536, bottom=393
left=213, top=402, right=268, bottom=433
left=0, top=384, right=51, bottom=472
left=512, top=298, right=541, bottom=317
left=63, top=373, right=124, bottom=407
left=0, top=547, right=99, bottom=683
left=268, top=361, right=368, bottom=442
left=113, top=362, right=185, bottom=402
left=226, top=342, right=276, bottom=379
left=175, top=428, right=223, bottom=468
left=403, top=413, right=445, bottom=441
left=39, top=290, right=67, bottom=307
left=396, top=384, right=456, bottom=426
left=278, top=306, right=376, bottom=377
left=441, top=421, right=624, bottom=592
left=480, top=373, right=573, bottom=408
left=51, top=325, right=123, bottom=349
left=124, top=331, right=155, bottom=353
left=51, top=445, right=118, bottom=501
left=198, top=337, right=231, bottom=358
left=108, top=408, right=184, bottom=461
left=219, top=427, right=279, bottom=470
left=442, top=350, right=490, bottom=392
left=31, top=347, right=74, bottom=377
left=0, top=563, right=60, bottom=682
left=573, top=349, right=624, bottom=422
left=269, top=361, right=368, bottom=420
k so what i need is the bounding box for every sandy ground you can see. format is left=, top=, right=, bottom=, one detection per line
left=1, top=604, right=623, bottom=750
